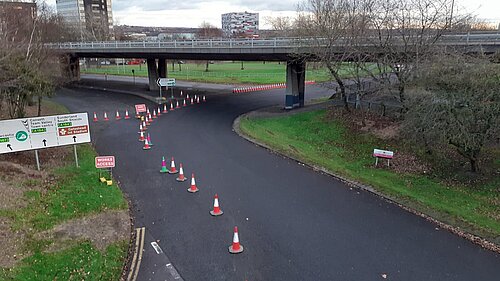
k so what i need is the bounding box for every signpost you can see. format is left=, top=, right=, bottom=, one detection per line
left=156, top=78, right=176, bottom=101
left=135, top=103, right=147, bottom=115
left=0, top=113, right=91, bottom=170
left=95, top=156, right=115, bottom=186
left=373, top=149, right=394, bottom=167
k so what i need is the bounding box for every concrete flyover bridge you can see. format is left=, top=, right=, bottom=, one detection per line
left=49, top=33, right=500, bottom=109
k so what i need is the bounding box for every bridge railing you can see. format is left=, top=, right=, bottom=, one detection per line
left=46, top=33, right=499, bottom=50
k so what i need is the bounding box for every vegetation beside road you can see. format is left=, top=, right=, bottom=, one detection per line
left=0, top=100, right=129, bottom=280
left=240, top=110, right=500, bottom=242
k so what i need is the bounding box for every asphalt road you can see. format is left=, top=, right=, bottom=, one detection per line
left=53, top=80, right=499, bottom=281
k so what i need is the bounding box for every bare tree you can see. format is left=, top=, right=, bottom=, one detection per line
left=403, top=54, right=500, bottom=173
left=197, top=21, right=223, bottom=39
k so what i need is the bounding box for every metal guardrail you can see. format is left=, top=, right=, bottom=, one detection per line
left=46, top=34, right=500, bottom=50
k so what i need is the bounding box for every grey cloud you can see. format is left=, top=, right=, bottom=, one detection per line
left=113, top=0, right=298, bottom=12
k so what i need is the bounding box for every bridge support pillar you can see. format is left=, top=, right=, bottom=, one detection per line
left=285, top=61, right=305, bottom=109
left=147, top=59, right=159, bottom=91
left=60, top=55, right=80, bottom=81
left=157, top=59, right=167, bottom=91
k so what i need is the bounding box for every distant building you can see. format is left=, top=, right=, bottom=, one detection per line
left=221, top=11, right=259, bottom=37
left=0, top=0, right=36, bottom=37
left=56, top=0, right=113, bottom=39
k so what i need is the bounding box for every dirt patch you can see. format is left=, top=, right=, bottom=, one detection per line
left=0, top=217, right=27, bottom=268
left=36, top=210, right=130, bottom=253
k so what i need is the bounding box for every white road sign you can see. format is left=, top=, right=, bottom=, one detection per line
left=0, top=113, right=91, bottom=154
left=157, top=78, right=176, bottom=87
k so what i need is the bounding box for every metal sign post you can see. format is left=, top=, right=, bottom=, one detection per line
left=35, top=150, right=40, bottom=171
left=74, top=145, right=79, bottom=167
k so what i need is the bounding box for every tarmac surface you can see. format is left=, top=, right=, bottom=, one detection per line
left=53, top=76, right=499, bottom=281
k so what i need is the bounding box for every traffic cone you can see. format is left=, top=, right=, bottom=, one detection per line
left=170, top=102, right=174, bottom=111
left=168, top=157, right=178, bottom=174
left=147, top=133, right=153, bottom=146
left=153, top=109, right=157, bottom=119
left=125, top=109, right=130, bottom=119
left=157, top=106, right=161, bottom=116
left=160, top=156, right=168, bottom=173
left=176, top=164, right=187, bottom=182
left=142, top=138, right=151, bottom=150
left=176, top=100, right=180, bottom=109
left=187, top=173, right=199, bottom=193
left=104, top=112, right=109, bottom=121
left=228, top=226, right=244, bottom=254
left=194, top=95, right=198, bottom=100
left=203, top=96, right=206, bottom=102
left=146, top=108, right=150, bottom=115
left=196, top=97, right=200, bottom=104
left=183, top=99, right=187, bottom=107
left=180, top=90, right=183, bottom=97
left=142, top=120, right=147, bottom=130
left=148, top=112, right=153, bottom=121
left=163, top=104, right=168, bottom=113
left=138, top=124, right=143, bottom=133
left=138, top=131, right=145, bottom=141
left=93, top=112, right=98, bottom=122
left=187, top=93, right=190, bottom=99
left=135, top=111, right=140, bottom=119
left=210, top=194, right=223, bottom=216
left=115, top=110, right=121, bottom=120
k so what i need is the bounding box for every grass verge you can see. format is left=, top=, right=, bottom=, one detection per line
left=239, top=110, right=500, bottom=242
left=0, top=100, right=129, bottom=280
left=81, top=61, right=366, bottom=84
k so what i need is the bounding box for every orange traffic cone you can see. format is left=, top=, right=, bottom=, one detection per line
left=138, top=131, right=145, bottom=141
left=138, top=124, right=144, bottom=133
left=176, top=100, right=180, bottom=109
left=203, top=96, right=206, bottom=102
left=170, top=102, right=174, bottom=111
left=153, top=109, right=157, bottom=119
left=163, top=104, right=168, bottom=113
left=146, top=108, right=150, bottom=115
left=168, top=157, right=178, bottom=174
left=210, top=194, right=223, bottom=216
left=93, top=112, right=98, bottom=122
left=145, top=116, right=150, bottom=126
left=157, top=106, right=161, bottom=116
left=228, top=226, right=244, bottom=254
left=115, top=110, right=121, bottom=120
left=187, top=173, right=199, bottom=193
left=148, top=112, right=153, bottom=121
left=187, top=93, right=190, bottom=99
left=142, top=138, right=151, bottom=150
left=142, top=120, right=147, bottom=130
left=183, top=99, right=187, bottom=107
left=196, top=97, right=200, bottom=104
left=125, top=109, right=130, bottom=119
left=190, top=98, right=194, bottom=104
left=176, top=164, right=187, bottom=182
left=104, top=112, right=109, bottom=121
left=180, top=90, right=183, bottom=97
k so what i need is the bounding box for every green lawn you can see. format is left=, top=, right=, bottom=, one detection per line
left=0, top=143, right=128, bottom=280
left=240, top=110, right=500, bottom=241
left=81, top=61, right=337, bottom=84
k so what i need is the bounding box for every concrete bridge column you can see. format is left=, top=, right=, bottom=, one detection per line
left=147, top=59, right=159, bottom=91
left=60, top=55, right=80, bottom=81
left=285, top=61, right=305, bottom=109
left=157, top=59, right=167, bottom=91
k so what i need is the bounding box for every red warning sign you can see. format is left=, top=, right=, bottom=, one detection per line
left=95, top=156, right=115, bottom=168
left=58, top=125, right=89, bottom=136
left=135, top=104, right=147, bottom=113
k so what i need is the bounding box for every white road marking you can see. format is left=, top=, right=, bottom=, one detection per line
left=151, top=241, right=164, bottom=254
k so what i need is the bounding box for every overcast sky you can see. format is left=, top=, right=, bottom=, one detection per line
left=46, top=0, right=500, bottom=29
